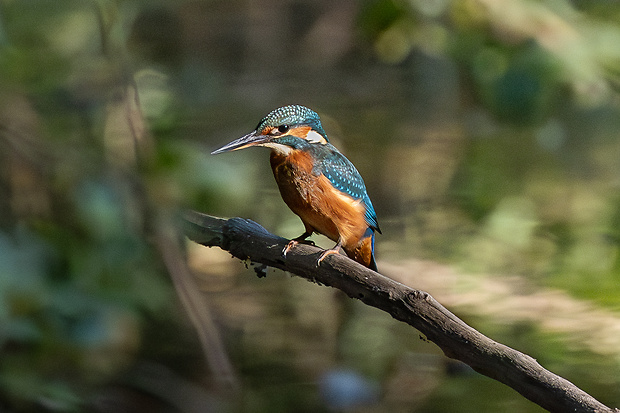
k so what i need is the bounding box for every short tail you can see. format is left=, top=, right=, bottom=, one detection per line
left=368, top=230, right=378, bottom=271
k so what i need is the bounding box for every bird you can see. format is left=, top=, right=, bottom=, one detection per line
left=211, top=105, right=381, bottom=271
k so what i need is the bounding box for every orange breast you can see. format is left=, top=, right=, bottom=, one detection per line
left=270, top=150, right=369, bottom=253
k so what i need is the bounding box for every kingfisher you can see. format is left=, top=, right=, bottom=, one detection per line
left=211, top=105, right=381, bottom=271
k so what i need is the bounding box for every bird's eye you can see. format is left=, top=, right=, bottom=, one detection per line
left=277, top=125, right=289, bottom=134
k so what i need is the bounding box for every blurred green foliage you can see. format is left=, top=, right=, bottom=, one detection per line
left=1, top=0, right=620, bottom=411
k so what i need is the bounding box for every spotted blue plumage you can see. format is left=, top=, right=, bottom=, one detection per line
left=212, top=104, right=381, bottom=270
left=260, top=106, right=379, bottom=234
left=259, top=105, right=379, bottom=232
left=317, top=149, right=381, bottom=233
left=257, top=105, right=328, bottom=138
left=268, top=132, right=379, bottom=233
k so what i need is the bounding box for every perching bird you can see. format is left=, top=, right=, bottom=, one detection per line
left=211, top=105, right=381, bottom=270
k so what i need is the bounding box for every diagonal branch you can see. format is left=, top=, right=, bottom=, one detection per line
left=182, top=210, right=618, bottom=413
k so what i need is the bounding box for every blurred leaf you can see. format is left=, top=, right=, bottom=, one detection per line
left=358, top=0, right=408, bottom=40
left=471, top=42, right=563, bottom=124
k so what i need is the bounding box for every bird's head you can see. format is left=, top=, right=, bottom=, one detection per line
left=211, top=105, right=329, bottom=156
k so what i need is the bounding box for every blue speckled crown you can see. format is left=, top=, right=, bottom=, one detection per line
left=256, top=105, right=328, bottom=139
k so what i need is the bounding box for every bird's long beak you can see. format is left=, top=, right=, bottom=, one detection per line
left=211, top=131, right=269, bottom=155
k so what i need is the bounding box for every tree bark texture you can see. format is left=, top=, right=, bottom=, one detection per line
left=182, top=210, right=618, bottom=413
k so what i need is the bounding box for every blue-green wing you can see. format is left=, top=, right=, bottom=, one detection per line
left=318, top=150, right=380, bottom=233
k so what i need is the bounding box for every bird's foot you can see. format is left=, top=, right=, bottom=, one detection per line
left=282, top=240, right=297, bottom=258
left=282, top=238, right=315, bottom=258
left=316, top=243, right=343, bottom=267
left=317, top=249, right=339, bottom=267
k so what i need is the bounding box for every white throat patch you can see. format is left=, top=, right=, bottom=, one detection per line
left=262, top=141, right=294, bottom=155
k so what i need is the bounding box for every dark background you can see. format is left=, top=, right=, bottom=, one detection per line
left=1, top=0, right=620, bottom=411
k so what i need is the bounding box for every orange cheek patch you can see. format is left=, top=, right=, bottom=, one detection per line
left=285, top=126, right=327, bottom=144
left=288, top=126, right=312, bottom=137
